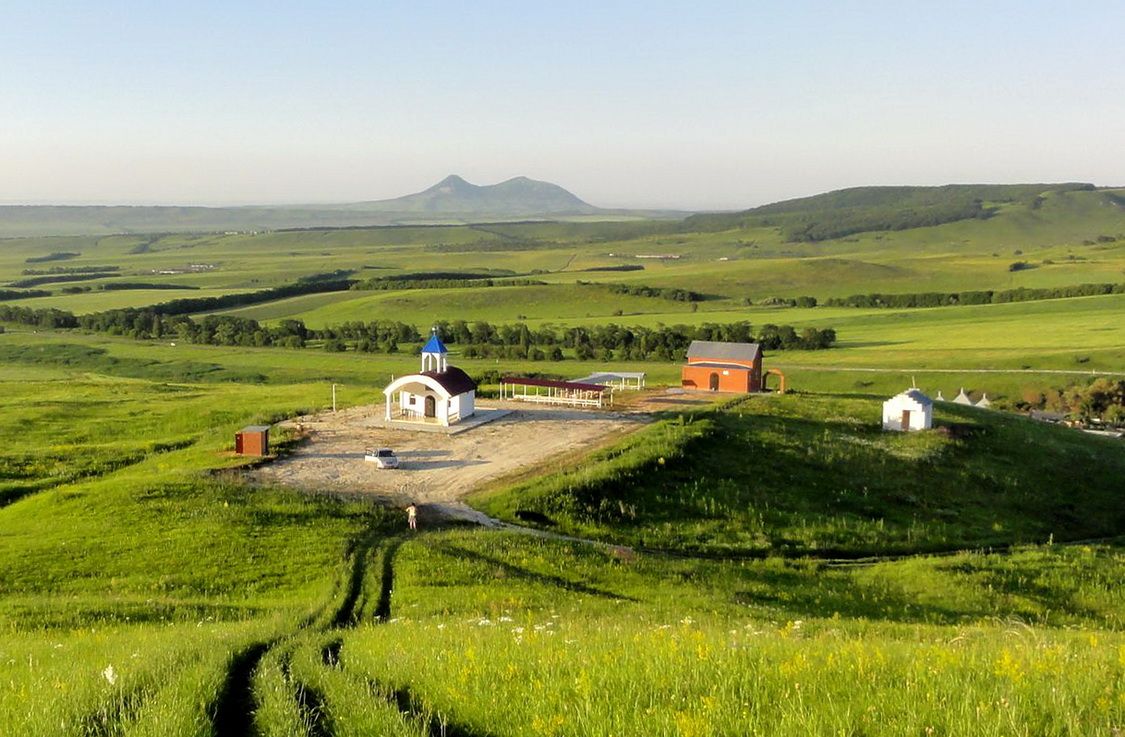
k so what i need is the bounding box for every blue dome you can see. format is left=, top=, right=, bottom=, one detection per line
left=422, top=334, right=448, bottom=354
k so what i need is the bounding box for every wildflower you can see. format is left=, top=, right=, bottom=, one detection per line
left=102, top=665, right=117, bottom=685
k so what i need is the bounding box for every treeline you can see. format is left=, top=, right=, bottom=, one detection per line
left=21, top=265, right=120, bottom=276
left=60, top=283, right=199, bottom=294
left=101, top=282, right=199, bottom=291
left=432, top=319, right=836, bottom=361
left=0, top=290, right=51, bottom=301
left=582, top=265, right=645, bottom=272
left=9, top=273, right=117, bottom=288
left=25, top=252, right=79, bottom=263
left=753, top=296, right=819, bottom=308
left=75, top=311, right=420, bottom=350
left=1022, top=378, right=1125, bottom=425
left=352, top=277, right=545, bottom=291
left=825, top=282, right=1125, bottom=308
left=602, top=283, right=702, bottom=302
left=0, top=299, right=837, bottom=359
left=0, top=304, right=79, bottom=328
left=112, top=278, right=355, bottom=316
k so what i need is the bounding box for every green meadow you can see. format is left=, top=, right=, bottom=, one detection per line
left=0, top=365, right=1121, bottom=735
left=1, top=186, right=1123, bottom=734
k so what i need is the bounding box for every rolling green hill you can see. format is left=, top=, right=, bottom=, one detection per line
left=684, top=182, right=1104, bottom=241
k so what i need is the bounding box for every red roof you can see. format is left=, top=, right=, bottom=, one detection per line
left=501, top=376, right=609, bottom=392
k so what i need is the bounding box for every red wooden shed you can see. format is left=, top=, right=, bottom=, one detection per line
left=235, top=425, right=270, bottom=456
left=681, top=340, right=763, bottom=393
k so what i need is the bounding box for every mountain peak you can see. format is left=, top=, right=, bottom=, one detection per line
left=359, top=174, right=596, bottom=216
left=427, top=174, right=475, bottom=193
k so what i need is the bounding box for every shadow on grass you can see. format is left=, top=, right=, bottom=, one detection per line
left=367, top=680, right=500, bottom=737
left=733, top=564, right=976, bottom=624
left=437, top=544, right=636, bottom=601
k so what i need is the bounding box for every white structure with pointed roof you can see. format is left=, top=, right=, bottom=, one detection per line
left=383, top=330, right=476, bottom=426
left=882, top=388, right=933, bottom=431
left=953, top=387, right=974, bottom=406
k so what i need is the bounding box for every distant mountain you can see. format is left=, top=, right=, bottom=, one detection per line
left=684, top=183, right=1100, bottom=242
left=336, top=175, right=599, bottom=216
left=0, top=175, right=685, bottom=237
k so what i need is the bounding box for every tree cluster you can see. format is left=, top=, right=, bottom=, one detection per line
left=1021, top=378, right=1125, bottom=425
left=0, top=304, right=79, bottom=328
left=825, top=282, right=1124, bottom=309
left=0, top=290, right=51, bottom=301
left=428, top=319, right=836, bottom=361
left=352, top=277, right=545, bottom=291
left=602, top=283, right=702, bottom=302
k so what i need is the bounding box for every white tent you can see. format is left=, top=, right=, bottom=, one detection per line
left=952, top=387, right=974, bottom=406
left=882, top=389, right=934, bottom=432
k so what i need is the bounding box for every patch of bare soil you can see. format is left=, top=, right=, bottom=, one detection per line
left=251, top=401, right=651, bottom=510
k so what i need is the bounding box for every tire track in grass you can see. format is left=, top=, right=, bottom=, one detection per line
left=347, top=535, right=501, bottom=737
left=281, top=652, right=336, bottom=737
left=374, top=539, right=403, bottom=623
left=331, top=528, right=390, bottom=628
left=211, top=642, right=272, bottom=737
left=208, top=520, right=392, bottom=735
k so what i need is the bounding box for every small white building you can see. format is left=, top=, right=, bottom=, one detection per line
left=383, top=333, right=476, bottom=427
left=882, top=389, right=934, bottom=432
left=952, top=387, right=974, bottom=406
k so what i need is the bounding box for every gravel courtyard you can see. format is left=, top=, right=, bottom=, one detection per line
left=251, top=401, right=652, bottom=514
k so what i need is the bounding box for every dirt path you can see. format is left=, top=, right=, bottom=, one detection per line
left=252, top=400, right=652, bottom=507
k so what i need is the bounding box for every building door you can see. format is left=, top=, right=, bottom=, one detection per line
left=901, top=409, right=911, bottom=429
left=709, top=373, right=720, bottom=391
left=425, top=395, right=436, bottom=418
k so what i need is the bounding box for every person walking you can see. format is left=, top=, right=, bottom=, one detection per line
left=406, top=502, right=418, bottom=531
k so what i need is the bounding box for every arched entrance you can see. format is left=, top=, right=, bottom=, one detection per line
left=709, top=372, right=720, bottom=391
left=424, top=395, right=436, bottom=417
left=763, top=368, right=786, bottom=393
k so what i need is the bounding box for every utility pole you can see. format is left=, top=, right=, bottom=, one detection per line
left=332, top=384, right=337, bottom=413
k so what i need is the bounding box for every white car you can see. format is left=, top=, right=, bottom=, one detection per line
left=364, top=448, right=399, bottom=469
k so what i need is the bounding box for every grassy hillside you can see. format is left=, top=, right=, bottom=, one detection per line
left=477, top=394, right=1125, bottom=555
left=684, top=182, right=1100, bottom=241
left=0, top=359, right=1121, bottom=734
left=0, top=186, right=1123, bottom=734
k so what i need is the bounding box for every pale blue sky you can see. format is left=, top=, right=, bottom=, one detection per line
left=2, top=1, right=1122, bottom=209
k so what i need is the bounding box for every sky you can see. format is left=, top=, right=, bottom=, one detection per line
left=2, top=1, right=1123, bottom=210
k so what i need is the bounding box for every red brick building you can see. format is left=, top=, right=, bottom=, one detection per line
left=680, top=340, right=763, bottom=393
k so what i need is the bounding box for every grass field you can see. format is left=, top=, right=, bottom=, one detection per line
left=476, top=394, right=1125, bottom=555
left=0, top=334, right=1121, bottom=734
left=0, top=190, right=1123, bottom=734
